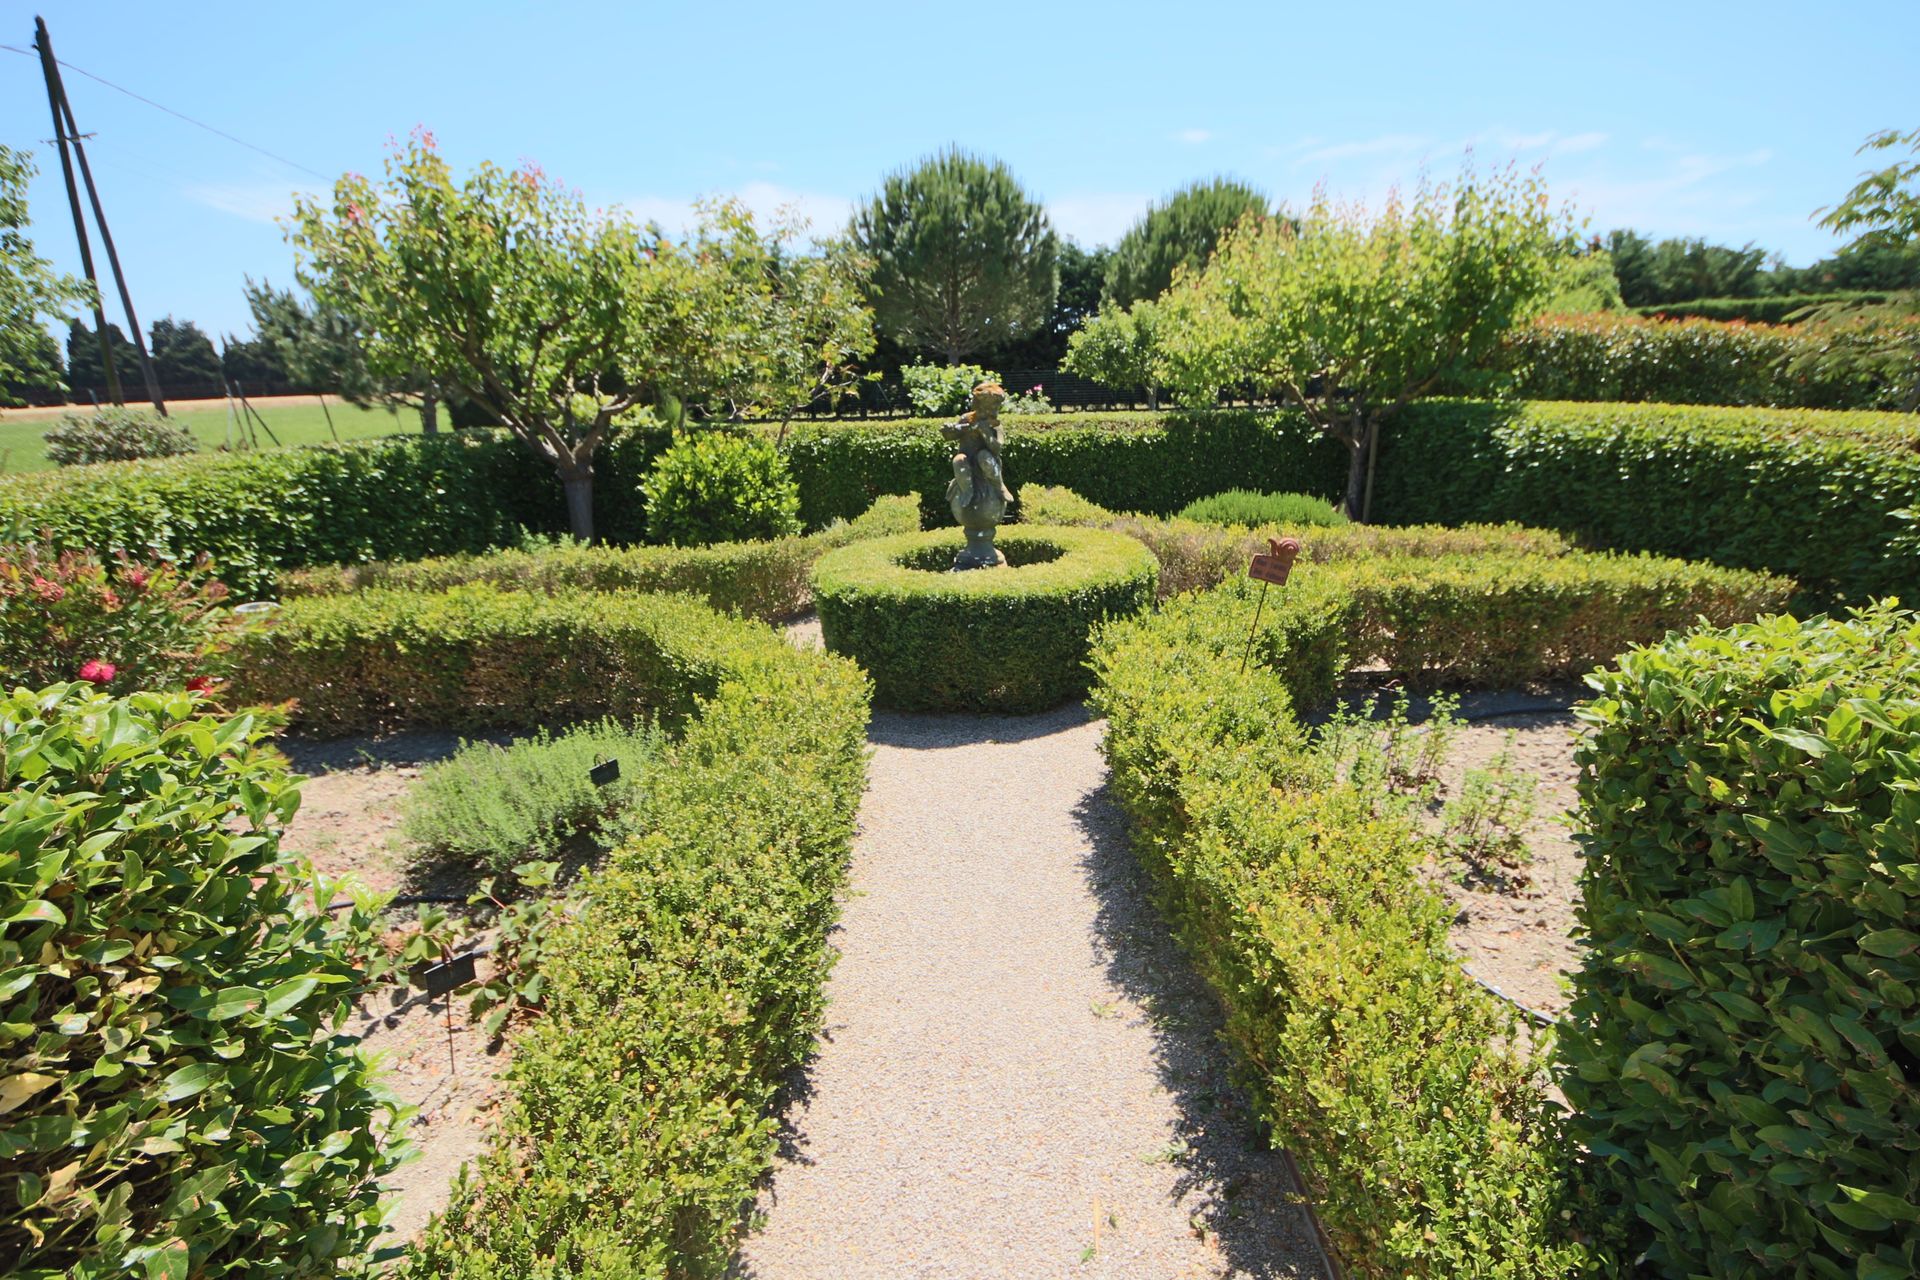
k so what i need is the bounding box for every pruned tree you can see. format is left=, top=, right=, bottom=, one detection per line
left=1154, top=167, right=1570, bottom=520
left=851, top=148, right=1057, bottom=364
left=0, top=146, right=87, bottom=405
left=288, top=132, right=872, bottom=540
left=1103, top=177, right=1270, bottom=308
left=1062, top=297, right=1166, bottom=407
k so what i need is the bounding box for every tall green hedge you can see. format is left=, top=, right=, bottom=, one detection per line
left=1565, top=605, right=1920, bottom=1279
left=1629, top=291, right=1893, bottom=325
left=0, top=430, right=672, bottom=599
left=1374, top=400, right=1920, bottom=605
left=783, top=410, right=1343, bottom=527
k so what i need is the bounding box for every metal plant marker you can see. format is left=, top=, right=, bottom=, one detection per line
left=943, top=381, right=1012, bottom=570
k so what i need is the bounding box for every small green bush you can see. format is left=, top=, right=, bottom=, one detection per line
left=1176, top=488, right=1349, bottom=528
left=810, top=525, right=1158, bottom=711
left=43, top=406, right=198, bottom=466
left=1564, top=604, right=1920, bottom=1280
left=281, top=493, right=920, bottom=621
left=899, top=361, right=997, bottom=416
left=403, top=617, right=871, bottom=1277
left=0, top=684, right=401, bottom=1278
left=227, top=586, right=809, bottom=736
left=400, top=718, right=666, bottom=873
left=0, top=545, right=229, bottom=693
left=641, top=431, right=802, bottom=547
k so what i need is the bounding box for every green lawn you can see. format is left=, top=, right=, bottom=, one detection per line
left=0, top=399, right=424, bottom=474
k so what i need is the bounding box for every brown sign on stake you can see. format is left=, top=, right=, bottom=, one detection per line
left=1238, top=537, right=1304, bottom=675
left=1248, top=536, right=1302, bottom=585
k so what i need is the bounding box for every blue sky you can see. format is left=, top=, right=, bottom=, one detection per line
left=5, top=0, right=1914, bottom=342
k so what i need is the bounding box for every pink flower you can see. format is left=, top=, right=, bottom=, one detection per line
left=122, top=567, right=149, bottom=590
left=78, top=660, right=116, bottom=684
left=32, top=577, right=65, bottom=603
left=185, top=675, right=216, bottom=694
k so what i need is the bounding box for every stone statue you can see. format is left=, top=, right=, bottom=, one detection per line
left=943, top=381, right=1012, bottom=570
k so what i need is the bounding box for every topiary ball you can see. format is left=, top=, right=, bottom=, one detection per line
left=640, top=431, right=802, bottom=547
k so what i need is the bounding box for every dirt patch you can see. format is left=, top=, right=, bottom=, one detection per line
left=1428, top=710, right=1585, bottom=1022
left=274, top=729, right=518, bottom=1248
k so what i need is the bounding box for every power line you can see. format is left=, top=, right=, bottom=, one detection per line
left=0, top=41, right=330, bottom=181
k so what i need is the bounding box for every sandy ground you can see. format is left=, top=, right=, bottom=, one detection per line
left=1429, top=710, right=1584, bottom=1022
left=276, top=730, right=515, bottom=1248
left=737, top=705, right=1331, bottom=1280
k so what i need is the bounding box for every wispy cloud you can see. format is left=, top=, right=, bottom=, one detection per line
left=1174, top=128, right=1212, bottom=145
left=1557, top=147, right=1775, bottom=237
left=185, top=180, right=319, bottom=224
left=620, top=181, right=855, bottom=240
left=1293, top=133, right=1431, bottom=166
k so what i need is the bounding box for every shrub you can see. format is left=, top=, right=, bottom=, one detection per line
left=899, top=360, right=996, bottom=416
left=403, top=615, right=871, bottom=1276
left=227, top=586, right=806, bottom=736
left=0, top=684, right=401, bottom=1278
left=0, top=544, right=228, bottom=693
left=1176, top=488, right=1348, bottom=528
left=810, top=525, right=1158, bottom=711
left=1564, top=604, right=1920, bottom=1280
left=640, top=430, right=803, bottom=547
left=1089, top=601, right=1609, bottom=1278
left=400, top=718, right=666, bottom=873
left=1374, top=399, right=1920, bottom=605
left=282, top=493, right=921, bottom=622
left=43, top=406, right=198, bottom=466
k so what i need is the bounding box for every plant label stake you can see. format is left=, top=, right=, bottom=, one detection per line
left=589, top=758, right=621, bottom=787
left=1240, top=537, right=1302, bottom=674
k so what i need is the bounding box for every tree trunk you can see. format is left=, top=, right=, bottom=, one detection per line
left=420, top=392, right=439, bottom=435
left=560, top=466, right=595, bottom=543
left=1342, top=435, right=1369, bottom=521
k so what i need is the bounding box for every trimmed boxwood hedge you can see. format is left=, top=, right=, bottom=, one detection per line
left=395, top=601, right=873, bottom=1276
left=227, top=586, right=810, bottom=736
left=810, top=525, right=1158, bottom=711
left=1565, top=604, right=1920, bottom=1279
left=1090, top=590, right=1611, bottom=1277
left=280, top=493, right=921, bottom=621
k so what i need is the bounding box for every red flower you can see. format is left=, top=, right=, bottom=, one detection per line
left=123, top=567, right=149, bottom=590
left=185, top=675, right=216, bottom=694
left=78, top=660, right=116, bottom=684
left=32, top=576, right=65, bottom=603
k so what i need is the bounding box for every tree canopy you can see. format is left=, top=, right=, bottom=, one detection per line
left=148, top=316, right=222, bottom=389
left=850, top=148, right=1057, bottom=364
left=1102, top=177, right=1270, bottom=308
left=1150, top=167, right=1569, bottom=518
left=0, top=147, right=87, bottom=405
left=289, top=132, right=871, bottom=540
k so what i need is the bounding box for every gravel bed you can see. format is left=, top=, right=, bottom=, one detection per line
left=737, top=704, right=1329, bottom=1279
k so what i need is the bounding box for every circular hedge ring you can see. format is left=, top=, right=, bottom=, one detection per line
left=810, top=525, right=1158, bottom=712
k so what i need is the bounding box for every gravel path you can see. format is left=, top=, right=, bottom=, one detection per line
left=736, top=704, right=1330, bottom=1280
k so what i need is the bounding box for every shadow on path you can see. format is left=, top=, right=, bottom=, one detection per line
left=1073, top=782, right=1332, bottom=1280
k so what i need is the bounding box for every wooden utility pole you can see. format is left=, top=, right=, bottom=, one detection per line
left=34, top=16, right=119, bottom=404
left=34, top=16, right=168, bottom=415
